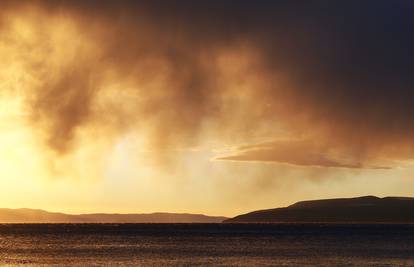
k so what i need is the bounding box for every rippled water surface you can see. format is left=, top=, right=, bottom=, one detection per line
left=1, top=223, right=414, bottom=266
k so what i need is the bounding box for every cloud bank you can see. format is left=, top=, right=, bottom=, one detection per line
left=1, top=0, right=414, bottom=172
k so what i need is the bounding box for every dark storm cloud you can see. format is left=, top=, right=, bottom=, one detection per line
left=2, top=0, right=414, bottom=167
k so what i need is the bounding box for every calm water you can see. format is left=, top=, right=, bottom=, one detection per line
left=1, top=223, right=414, bottom=266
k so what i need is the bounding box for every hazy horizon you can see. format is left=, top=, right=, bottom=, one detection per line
left=2, top=194, right=414, bottom=218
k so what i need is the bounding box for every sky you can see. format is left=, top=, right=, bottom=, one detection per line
left=1, top=0, right=414, bottom=216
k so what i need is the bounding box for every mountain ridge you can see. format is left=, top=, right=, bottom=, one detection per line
left=0, top=208, right=227, bottom=223
left=225, top=196, right=414, bottom=223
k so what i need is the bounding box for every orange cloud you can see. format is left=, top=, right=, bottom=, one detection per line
left=216, top=140, right=392, bottom=169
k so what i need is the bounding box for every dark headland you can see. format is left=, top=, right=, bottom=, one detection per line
left=225, top=196, right=414, bottom=223
left=0, top=208, right=227, bottom=223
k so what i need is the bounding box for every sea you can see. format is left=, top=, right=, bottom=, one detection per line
left=0, top=223, right=414, bottom=266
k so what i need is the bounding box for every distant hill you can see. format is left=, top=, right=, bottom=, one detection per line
left=0, top=208, right=227, bottom=223
left=225, top=196, right=414, bottom=223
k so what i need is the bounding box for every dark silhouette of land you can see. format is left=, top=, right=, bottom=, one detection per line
left=0, top=208, right=227, bottom=223
left=225, top=196, right=414, bottom=223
